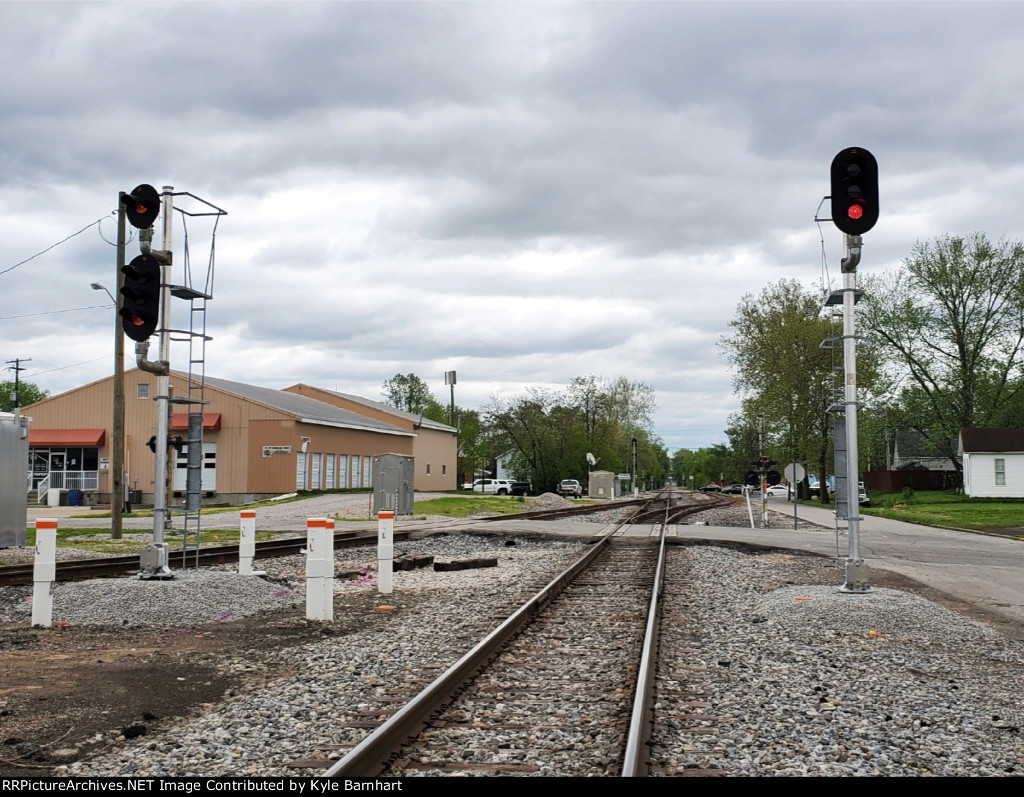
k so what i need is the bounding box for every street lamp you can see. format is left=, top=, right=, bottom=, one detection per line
left=93, top=277, right=125, bottom=540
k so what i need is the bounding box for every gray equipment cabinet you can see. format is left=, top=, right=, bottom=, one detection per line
left=589, top=470, right=615, bottom=499
left=1, top=411, right=30, bottom=548
left=372, top=453, right=415, bottom=515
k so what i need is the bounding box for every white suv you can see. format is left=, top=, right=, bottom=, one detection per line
left=461, top=478, right=513, bottom=495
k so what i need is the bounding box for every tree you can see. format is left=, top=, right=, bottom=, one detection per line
left=721, top=280, right=880, bottom=501
left=380, top=373, right=448, bottom=424
left=486, top=375, right=660, bottom=493
left=453, top=407, right=497, bottom=485
left=861, top=234, right=1024, bottom=469
left=0, top=379, right=48, bottom=411
left=672, top=445, right=731, bottom=489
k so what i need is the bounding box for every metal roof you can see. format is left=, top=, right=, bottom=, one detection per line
left=294, top=385, right=458, bottom=433
left=199, top=375, right=414, bottom=437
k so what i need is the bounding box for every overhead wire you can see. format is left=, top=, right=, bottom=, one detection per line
left=0, top=213, right=116, bottom=277
left=0, top=303, right=113, bottom=321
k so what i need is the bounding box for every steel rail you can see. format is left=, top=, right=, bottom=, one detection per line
left=0, top=528, right=415, bottom=586
left=621, top=500, right=669, bottom=776
left=322, top=534, right=614, bottom=777
left=322, top=496, right=664, bottom=778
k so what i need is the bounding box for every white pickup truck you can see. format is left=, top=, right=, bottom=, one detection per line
left=462, top=478, right=514, bottom=495
left=556, top=479, right=584, bottom=498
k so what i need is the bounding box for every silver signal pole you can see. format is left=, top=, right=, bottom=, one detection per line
left=840, top=233, right=869, bottom=593
left=139, top=186, right=175, bottom=579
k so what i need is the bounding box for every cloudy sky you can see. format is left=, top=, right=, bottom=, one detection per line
left=2, top=1, right=1023, bottom=453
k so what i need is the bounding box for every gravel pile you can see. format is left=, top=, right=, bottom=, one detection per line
left=525, top=492, right=576, bottom=511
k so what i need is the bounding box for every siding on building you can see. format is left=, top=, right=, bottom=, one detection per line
left=958, top=428, right=1024, bottom=498
left=283, top=384, right=458, bottom=491
left=24, top=370, right=416, bottom=504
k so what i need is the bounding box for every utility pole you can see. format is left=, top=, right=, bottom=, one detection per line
left=5, top=359, right=30, bottom=408
left=111, top=197, right=127, bottom=539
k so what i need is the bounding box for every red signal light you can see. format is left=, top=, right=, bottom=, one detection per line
left=830, top=148, right=878, bottom=235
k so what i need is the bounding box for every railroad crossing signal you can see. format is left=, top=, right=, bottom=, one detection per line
left=120, top=254, right=161, bottom=341
left=121, top=184, right=160, bottom=229
left=830, top=147, right=878, bottom=235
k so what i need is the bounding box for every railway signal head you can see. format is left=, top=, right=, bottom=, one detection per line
left=120, top=254, right=161, bottom=341
left=121, top=184, right=160, bottom=229
left=830, top=147, right=878, bottom=235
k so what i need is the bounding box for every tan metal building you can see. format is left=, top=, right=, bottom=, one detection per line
left=22, top=370, right=455, bottom=505
left=283, top=385, right=457, bottom=492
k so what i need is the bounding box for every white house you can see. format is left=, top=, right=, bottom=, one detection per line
left=959, top=428, right=1024, bottom=498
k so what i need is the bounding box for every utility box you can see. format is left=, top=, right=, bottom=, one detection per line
left=589, top=470, right=615, bottom=499
left=0, top=411, right=30, bottom=548
left=373, top=453, right=414, bottom=515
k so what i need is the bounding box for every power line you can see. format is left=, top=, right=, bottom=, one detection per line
left=25, top=356, right=109, bottom=378
left=0, top=303, right=113, bottom=321
left=0, top=214, right=113, bottom=277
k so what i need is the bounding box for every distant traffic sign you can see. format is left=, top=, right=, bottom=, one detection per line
left=784, top=463, right=806, bottom=483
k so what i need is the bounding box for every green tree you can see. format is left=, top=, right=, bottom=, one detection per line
left=486, top=375, right=660, bottom=493
left=381, top=373, right=448, bottom=424
left=721, top=280, right=880, bottom=501
left=861, top=234, right=1024, bottom=469
left=0, top=379, right=48, bottom=411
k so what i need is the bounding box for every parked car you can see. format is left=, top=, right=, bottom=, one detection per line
left=723, top=483, right=746, bottom=494
left=858, top=482, right=870, bottom=506
left=699, top=484, right=723, bottom=493
left=556, top=479, right=584, bottom=498
left=766, top=483, right=792, bottom=498
left=461, top=478, right=513, bottom=495
left=510, top=480, right=533, bottom=496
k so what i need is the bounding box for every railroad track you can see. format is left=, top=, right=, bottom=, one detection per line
left=648, top=547, right=724, bottom=776
left=0, top=491, right=719, bottom=586
left=0, top=527, right=429, bottom=586
left=320, top=496, right=679, bottom=777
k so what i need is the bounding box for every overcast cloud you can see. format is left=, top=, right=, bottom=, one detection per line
left=3, top=1, right=1023, bottom=453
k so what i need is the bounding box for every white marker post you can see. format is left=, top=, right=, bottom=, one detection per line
left=238, top=510, right=265, bottom=576
left=377, top=509, right=394, bottom=594
left=305, top=518, right=334, bottom=621
left=32, top=518, right=58, bottom=628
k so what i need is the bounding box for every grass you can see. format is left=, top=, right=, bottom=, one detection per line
left=806, top=488, right=1024, bottom=533
left=862, top=489, right=1024, bottom=532
left=70, top=491, right=323, bottom=519
left=412, top=495, right=531, bottom=518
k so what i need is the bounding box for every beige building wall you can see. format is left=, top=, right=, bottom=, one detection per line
left=25, top=370, right=419, bottom=504
left=284, top=384, right=457, bottom=491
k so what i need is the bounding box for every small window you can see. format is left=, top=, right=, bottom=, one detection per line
left=995, top=458, right=1006, bottom=486
left=442, top=465, right=446, bottom=475
left=137, top=383, right=150, bottom=399
left=426, top=463, right=431, bottom=475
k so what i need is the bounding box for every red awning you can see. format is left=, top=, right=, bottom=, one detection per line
left=30, top=429, right=106, bottom=447
left=170, top=412, right=222, bottom=431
